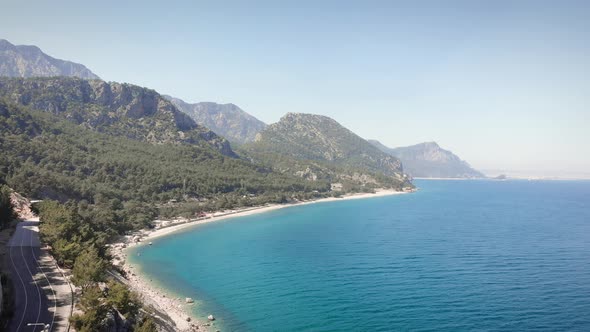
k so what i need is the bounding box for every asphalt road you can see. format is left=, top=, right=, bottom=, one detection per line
left=7, top=220, right=66, bottom=332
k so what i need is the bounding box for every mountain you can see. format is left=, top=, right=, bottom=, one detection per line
left=0, top=98, right=330, bottom=205
left=164, top=95, right=267, bottom=145
left=369, top=140, right=484, bottom=178
left=0, top=39, right=99, bottom=79
left=243, top=113, right=411, bottom=190
left=0, top=77, right=235, bottom=156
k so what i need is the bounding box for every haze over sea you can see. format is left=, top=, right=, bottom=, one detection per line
left=130, top=180, right=590, bottom=331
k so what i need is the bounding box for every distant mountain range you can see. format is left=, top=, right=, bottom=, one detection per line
left=243, top=113, right=411, bottom=190
left=0, top=39, right=99, bottom=79
left=369, top=140, right=484, bottom=178
left=1, top=39, right=494, bottom=197
left=164, top=95, right=267, bottom=145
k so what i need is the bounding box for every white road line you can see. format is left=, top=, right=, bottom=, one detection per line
left=9, top=225, right=28, bottom=331
left=32, top=224, right=57, bottom=331
left=21, top=224, right=42, bottom=330
left=27, top=224, right=42, bottom=330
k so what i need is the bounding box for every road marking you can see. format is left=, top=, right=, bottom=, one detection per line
left=34, top=248, right=57, bottom=331
left=9, top=227, right=28, bottom=331
left=27, top=223, right=42, bottom=330
left=20, top=224, right=42, bottom=331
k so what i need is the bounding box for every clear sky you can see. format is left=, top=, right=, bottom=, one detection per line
left=2, top=0, right=589, bottom=175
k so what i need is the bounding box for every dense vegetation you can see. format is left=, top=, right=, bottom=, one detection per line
left=0, top=184, right=15, bottom=228
left=0, top=99, right=331, bottom=214
left=34, top=199, right=149, bottom=266
left=34, top=200, right=156, bottom=331
left=248, top=113, right=404, bottom=175
left=240, top=148, right=410, bottom=192
left=242, top=113, right=413, bottom=190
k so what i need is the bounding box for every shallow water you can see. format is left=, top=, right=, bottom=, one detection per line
left=130, top=180, right=590, bottom=331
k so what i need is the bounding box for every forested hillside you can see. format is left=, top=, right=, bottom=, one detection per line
left=243, top=113, right=412, bottom=190
left=0, top=99, right=331, bottom=213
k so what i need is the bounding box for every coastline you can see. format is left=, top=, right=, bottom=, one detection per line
left=110, top=188, right=411, bottom=331
left=413, top=177, right=480, bottom=180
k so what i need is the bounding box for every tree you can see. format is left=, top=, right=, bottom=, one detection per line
left=106, top=280, right=140, bottom=320
left=71, top=247, right=107, bottom=291
left=0, top=185, right=15, bottom=228
left=70, top=285, right=110, bottom=332
left=134, top=317, right=158, bottom=332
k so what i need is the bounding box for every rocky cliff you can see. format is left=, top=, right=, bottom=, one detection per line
left=0, top=77, right=234, bottom=155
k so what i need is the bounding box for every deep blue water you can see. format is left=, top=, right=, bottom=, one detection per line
left=130, top=180, right=590, bottom=331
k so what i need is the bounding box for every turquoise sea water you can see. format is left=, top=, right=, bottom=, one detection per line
left=129, top=180, right=590, bottom=331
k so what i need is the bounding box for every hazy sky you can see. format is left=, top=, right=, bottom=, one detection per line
left=2, top=0, right=589, bottom=174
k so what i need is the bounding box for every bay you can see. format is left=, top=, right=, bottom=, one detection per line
left=130, top=180, right=590, bottom=331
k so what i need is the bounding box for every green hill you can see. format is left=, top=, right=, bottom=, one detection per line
left=0, top=99, right=330, bottom=208
left=243, top=113, right=412, bottom=190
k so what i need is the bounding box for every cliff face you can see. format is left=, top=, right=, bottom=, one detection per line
left=0, top=77, right=235, bottom=156
left=370, top=140, right=484, bottom=178
left=0, top=39, right=100, bottom=79
left=165, top=95, right=267, bottom=145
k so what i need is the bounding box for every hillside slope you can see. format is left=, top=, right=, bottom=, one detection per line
left=243, top=113, right=411, bottom=190
left=0, top=99, right=330, bottom=205
left=0, top=77, right=235, bottom=155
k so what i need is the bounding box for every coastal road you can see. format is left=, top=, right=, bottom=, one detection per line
left=7, top=220, right=72, bottom=332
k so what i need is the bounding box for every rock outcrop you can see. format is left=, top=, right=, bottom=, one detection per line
left=0, top=77, right=235, bottom=156
left=9, top=190, right=35, bottom=220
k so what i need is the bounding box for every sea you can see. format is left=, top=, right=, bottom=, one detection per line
left=128, top=180, right=590, bottom=331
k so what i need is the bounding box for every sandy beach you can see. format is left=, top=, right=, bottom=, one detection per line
left=110, top=188, right=411, bottom=331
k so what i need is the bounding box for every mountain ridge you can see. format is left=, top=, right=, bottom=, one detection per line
left=0, top=39, right=100, bottom=79
left=0, top=77, right=235, bottom=156
left=164, top=95, right=267, bottom=145
left=369, top=140, right=484, bottom=178
left=244, top=112, right=412, bottom=190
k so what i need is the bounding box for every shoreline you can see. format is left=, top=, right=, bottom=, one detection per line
left=110, top=188, right=412, bottom=331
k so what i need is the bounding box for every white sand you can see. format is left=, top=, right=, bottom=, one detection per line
left=111, top=189, right=411, bottom=331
